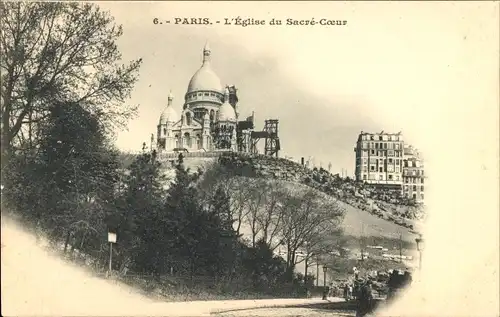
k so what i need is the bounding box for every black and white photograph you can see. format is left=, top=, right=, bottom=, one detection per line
left=1, top=2, right=498, bottom=317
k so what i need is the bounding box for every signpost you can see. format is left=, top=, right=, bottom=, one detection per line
left=108, top=232, right=117, bottom=277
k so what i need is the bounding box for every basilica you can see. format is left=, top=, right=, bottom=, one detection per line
left=154, top=43, right=254, bottom=154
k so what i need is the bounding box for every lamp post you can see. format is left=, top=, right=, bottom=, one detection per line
left=322, top=265, right=328, bottom=300
left=415, top=234, right=424, bottom=271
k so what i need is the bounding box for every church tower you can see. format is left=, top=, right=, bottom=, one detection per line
left=157, top=91, right=179, bottom=152
left=213, top=87, right=238, bottom=151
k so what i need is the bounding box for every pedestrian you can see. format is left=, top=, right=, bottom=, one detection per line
left=356, top=280, right=374, bottom=317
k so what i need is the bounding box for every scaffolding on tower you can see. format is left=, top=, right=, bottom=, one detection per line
left=250, top=119, right=281, bottom=157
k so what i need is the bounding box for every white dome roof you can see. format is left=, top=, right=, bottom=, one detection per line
left=186, top=43, right=223, bottom=94
left=159, top=92, right=179, bottom=123
left=218, top=88, right=236, bottom=122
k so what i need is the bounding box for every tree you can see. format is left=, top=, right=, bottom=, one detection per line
left=196, top=163, right=253, bottom=237
left=242, top=238, right=287, bottom=289
left=2, top=100, right=121, bottom=263
left=159, top=162, right=235, bottom=277
left=0, top=2, right=142, bottom=178
left=278, top=186, right=345, bottom=276
left=115, top=150, right=168, bottom=273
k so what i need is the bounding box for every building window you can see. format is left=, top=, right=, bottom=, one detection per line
left=184, top=132, right=191, bottom=148
left=413, top=185, right=417, bottom=191
left=421, top=194, right=424, bottom=200
left=379, top=136, right=383, bottom=141
left=396, top=159, right=400, bottom=165
left=388, top=158, right=393, bottom=164
left=370, top=166, right=375, bottom=171
left=383, top=143, right=387, bottom=149
left=421, top=178, right=425, bottom=184
left=379, top=167, right=383, bottom=172
left=421, top=186, right=424, bottom=191
left=388, top=175, right=393, bottom=180
left=163, top=128, right=167, bottom=135
left=371, top=150, right=375, bottom=155
left=363, top=174, right=367, bottom=180
left=396, top=166, right=400, bottom=172
left=175, top=134, right=180, bottom=148
left=363, top=167, right=367, bottom=172
left=196, top=134, right=201, bottom=149
left=379, top=175, right=383, bottom=180
left=413, top=193, right=417, bottom=199
left=396, top=175, right=400, bottom=181
left=186, top=112, right=192, bottom=125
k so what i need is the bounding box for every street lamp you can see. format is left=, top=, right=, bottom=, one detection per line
left=322, top=265, right=328, bottom=300
left=415, top=234, right=424, bottom=271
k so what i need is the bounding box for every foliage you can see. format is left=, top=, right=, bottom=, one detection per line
left=1, top=2, right=331, bottom=299
left=3, top=101, right=119, bottom=258
left=1, top=1, right=142, bottom=178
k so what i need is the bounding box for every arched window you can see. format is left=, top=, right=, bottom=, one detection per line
left=186, top=112, right=192, bottom=125
left=210, top=110, right=215, bottom=121
left=184, top=132, right=191, bottom=148
left=196, top=134, right=201, bottom=149
left=174, top=134, right=180, bottom=148
left=163, top=128, right=167, bottom=135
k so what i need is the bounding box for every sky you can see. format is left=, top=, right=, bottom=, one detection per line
left=96, top=1, right=498, bottom=176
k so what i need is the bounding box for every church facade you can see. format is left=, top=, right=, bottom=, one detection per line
left=154, top=43, right=254, bottom=154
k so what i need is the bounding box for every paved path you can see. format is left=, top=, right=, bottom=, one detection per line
left=212, top=298, right=355, bottom=316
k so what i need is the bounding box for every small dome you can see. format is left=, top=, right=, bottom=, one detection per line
left=186, top=43, right=223, bottom=94
left=159, top=91, right=179, bottom=123
left=218, top=88, right=236, bottom=122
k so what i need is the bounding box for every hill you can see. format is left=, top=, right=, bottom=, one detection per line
left=216, top=153, right=425, bottom=231
left=117, top=151, right=424, bottom=242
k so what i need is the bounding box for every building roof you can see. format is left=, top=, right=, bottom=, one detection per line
left=186, top=42, right=223, bottom=94
left=159, top=91, right=179, bottom=123
left=218, top=87, right=236, bottom=122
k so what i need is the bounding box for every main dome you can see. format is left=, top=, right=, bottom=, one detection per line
left=186, top=42, right=223, bottom=94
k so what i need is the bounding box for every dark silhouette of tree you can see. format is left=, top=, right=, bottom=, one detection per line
left=3, top=101, right=120, bottom=259
left=114, top=151, right=167, bottom=273
left=1, top=2, right=142, bottom=180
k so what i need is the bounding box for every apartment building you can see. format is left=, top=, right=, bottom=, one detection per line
left=354, top=131, right=405, bottom=185
left=402, top=145, right=425, bottom=202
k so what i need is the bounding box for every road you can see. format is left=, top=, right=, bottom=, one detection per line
left=212, top=299, right=356, bottom=316
left=212, top=297, right=357, bottom=317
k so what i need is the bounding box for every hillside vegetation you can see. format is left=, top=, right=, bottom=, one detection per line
left=215, top=153, right=425, bottom=232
